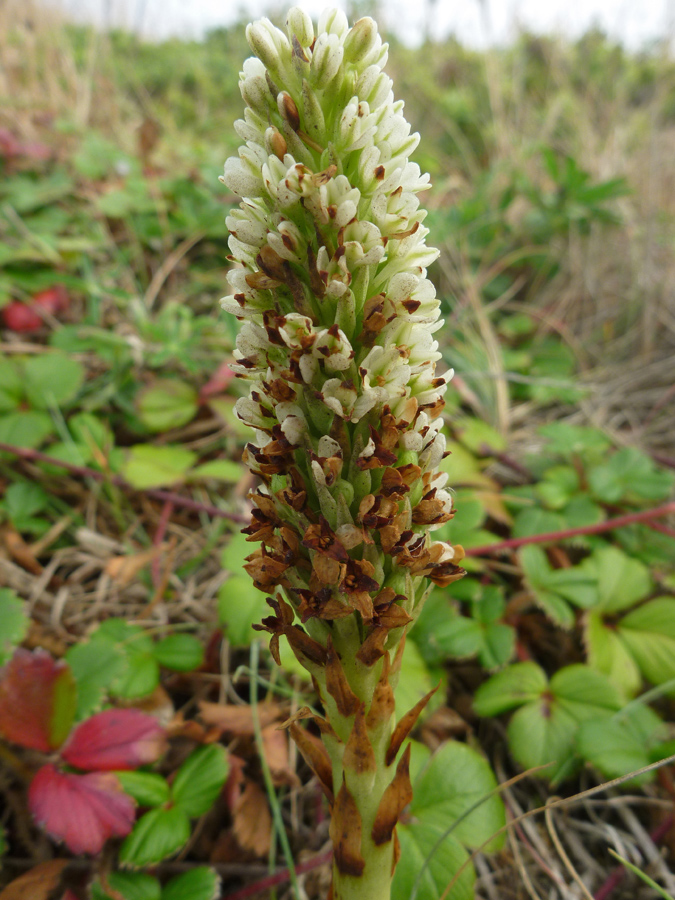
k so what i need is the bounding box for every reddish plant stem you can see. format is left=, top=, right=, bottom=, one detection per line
left=593, top=813, right=674, bottom=900
left=646, top=521, right=675, bottom=540
left=465, top=502, right=675, bottom=557
left=220, top=849, right=333, bottom=900
left=0, top=441, right=249, bottom=524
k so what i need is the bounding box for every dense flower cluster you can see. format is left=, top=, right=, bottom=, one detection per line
left=222, top=7, right=464, bottom=669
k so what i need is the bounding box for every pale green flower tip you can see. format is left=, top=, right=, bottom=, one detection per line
left=246, top=18, right=289, bottom=72
left=309, top=32, right=344, bottom=88
left=343, top=16, right=381, bottom=65
left=317, top=7, right=349, bottom=39
left=286, top=7, right=314, bottom=48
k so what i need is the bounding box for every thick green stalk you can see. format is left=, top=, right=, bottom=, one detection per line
left=221, top=8, right=465, bottom=898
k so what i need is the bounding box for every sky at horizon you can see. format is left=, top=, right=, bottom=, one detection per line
left=50, top=0, right=675, bottom=48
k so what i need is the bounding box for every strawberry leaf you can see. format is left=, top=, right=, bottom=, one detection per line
left=29, top=765, right=136, bottom=854
left=0, top=649, right=76, bottom=751
left=61, top=708, right=166, bottom=771
left=171, top=744, right=229, bottom=818
left=91, top=872, right=161, bottom=900
left=119, top=807, right=191, bottom=868
left=161, top=868, right=221, bottom=900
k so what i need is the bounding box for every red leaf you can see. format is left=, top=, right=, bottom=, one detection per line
left=0, top=649, right=76, bottom=752
left=29, top=765, right=136, bottom=854
left=61, top=708, right=166, bottom=771
left=33, top=286, right=69, bottom=315
left=1, top=300, right=43, bottom=333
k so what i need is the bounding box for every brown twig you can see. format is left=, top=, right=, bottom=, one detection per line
left=465, top=502, right=675, bottom=557
left=0, top=441, right=249, bottom=524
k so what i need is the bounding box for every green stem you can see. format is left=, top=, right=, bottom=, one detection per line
left=317, top=625, right=404, bottom=900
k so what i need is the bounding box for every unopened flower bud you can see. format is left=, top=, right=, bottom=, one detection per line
left=343, top=17, right=380, bottom=64
left=309, top=32, right=344, bottom=88
left=317, top=7, right=349, bottom=39
left=246, top=19, right=288, bottom=75
left=286, top=6, right=314, bottom=48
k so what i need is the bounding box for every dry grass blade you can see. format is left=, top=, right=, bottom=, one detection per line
left=439, top=752, right=675, bottom=900
left=544, top=799, right=594, bottom=900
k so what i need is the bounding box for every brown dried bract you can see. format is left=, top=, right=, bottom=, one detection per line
left=325, top=637, right=361, bottom=718
left=365, top=655, right=395, bottom=731
left=289, top=722, right=334, bottom=801
left=385, top=684, right=438, bottom=766
left=343, top=705, right=376, bottom=775
left=329, top=776, right=366, bottom=877
left=371, top=744, right=413, bottom=846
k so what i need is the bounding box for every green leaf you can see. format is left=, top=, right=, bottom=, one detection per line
left=619, top=598, right=675, bottom=687
left=550, top=664, right=623, bottom=713
left=589, top=447, right=674, bottom=504
left=520, top=545, right=597, bottom=626
left=473, top=662, right=548, bottom=717
left=93, top=619, right=155, bottom=654
left=576, top=710, right=662, bottom=785
left=538, top=422, right=612, bottom=462
left=153, top=634, right=204, bottom=672
left=187, top=459, right=244, bottom=483
left=394, top=638, right=442, bottom=725
left=116, top=771, right=171, bottom=808
left=507, top=698, right=578, bottom=779
left=90, top=621, right=159, bottom=698
left=122, top=444, right=197, bottom=489
left=136, top=380, right=199, bottom=433
left=0, top=589, right=28, bottom=666
left=582, top=546, right=652, bottom=613
left=218, top=575, right=270, bottom=647
left=39, top=441, right=91, bottom=474
left=0, top=410, right=54, bottom=449
left=120, top=807, right=191, bottom=868
left=534, top=466, right=579, bottom=509
left=65, top=638, right=126, bottom=719
left=394, top=822, right=474, bottom=900
left=512, top=508, right=565, bottom=541
left=503, top=665, right=621, bottom=782
left=69, top=412, right=113, bottom=455
left=433, top=615, right=483, bottom=659
left=171, top=744, right=229, bottom=818
left=92, top=871, right=161, bottom=900
left=584, top=611, right=642, bottom=698
left=161, top=868, right=221, bottom=900
left=453, top=417, right=506, bottom=454
left=0, top=359, right=22, bottom=412
left=479, top=623, right=515, bottom=670
left=220, top=532, right=251, bottom=575
left=410, top=741, right=505, bottom=852
left=22, top=353, right=85, bottom=409
left=114, top=651, right=160, bottom=700
left=3, top=482, right=49, bottom=529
